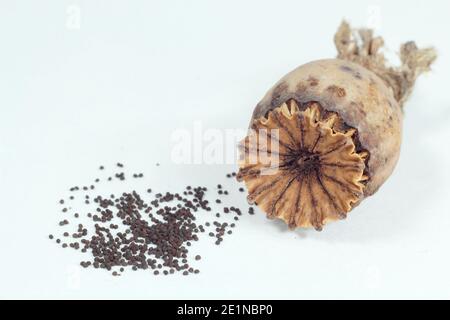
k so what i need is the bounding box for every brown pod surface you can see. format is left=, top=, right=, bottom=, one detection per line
left=238, top=22, right=436, bottom=230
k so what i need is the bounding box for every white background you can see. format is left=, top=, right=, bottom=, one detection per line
left=1, top=0, right=449, bottom=299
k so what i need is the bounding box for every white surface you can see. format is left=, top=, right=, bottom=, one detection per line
left=1, top=0, right=450, bottom=299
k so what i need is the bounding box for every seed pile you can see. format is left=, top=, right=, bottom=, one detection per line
left=49, top=163, right=253, bottom=276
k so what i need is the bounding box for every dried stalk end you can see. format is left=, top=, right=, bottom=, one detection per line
left=238, top=100, right=368, bottom=230
left=334, top=20, right=437, bottom=108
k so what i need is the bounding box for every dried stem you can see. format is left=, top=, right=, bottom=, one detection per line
left=334, top=21, right=437, bottom=108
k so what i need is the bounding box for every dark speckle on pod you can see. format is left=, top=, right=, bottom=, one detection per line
left=340, top=64, right=363, bottom=80
left=326, top=85, right=346, bottom=97
left=270, top=81, right=289, bottom=108
left=307, top=76, right=319, bottom=86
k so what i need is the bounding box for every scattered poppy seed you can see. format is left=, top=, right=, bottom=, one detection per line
left=50, top=162, right=255, bottom=276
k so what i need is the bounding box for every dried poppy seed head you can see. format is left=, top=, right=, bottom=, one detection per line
left=238, top=22, right=435, bottom=230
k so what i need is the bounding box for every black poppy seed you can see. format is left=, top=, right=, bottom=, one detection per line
left=195, top=255, right=201, bottom=261
left=62, top=243, right=68, bottom=248
left=59, top=199, right=64, bottom=205
left=99, top=166, right=104, bottom=170
left=52, top=170, right=243, bottom=277
left=239, top=187, right=245, bottom=192
left=49, top=234, right=54, bottom=239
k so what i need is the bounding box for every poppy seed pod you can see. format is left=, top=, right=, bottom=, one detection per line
left=238, top=21, right=436, bottom=230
